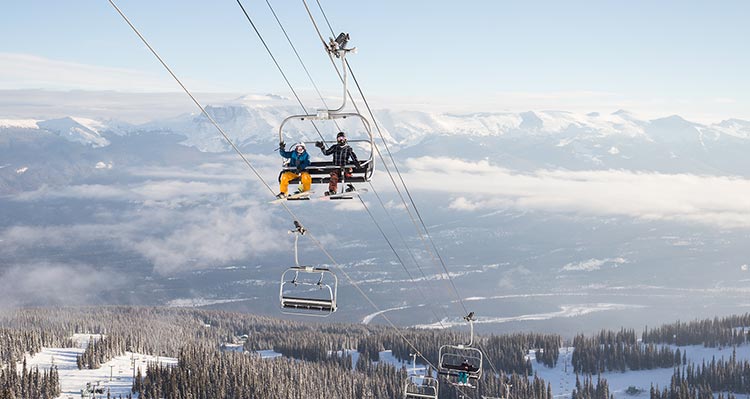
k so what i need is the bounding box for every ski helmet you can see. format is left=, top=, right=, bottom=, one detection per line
left=336, top=132, right=347, bottom=143
left=295, top=142, right=306, bottom=151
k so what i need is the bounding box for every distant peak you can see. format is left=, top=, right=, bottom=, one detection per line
left=651, top=114, right=693, bottom=125
left=519, top=111, right=543, bottom=131
left=232, top=93, right=290, bottom=103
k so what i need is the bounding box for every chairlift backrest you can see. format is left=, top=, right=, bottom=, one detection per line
left=279, top=266, right=338, bottom=317
left=276, top=40, right=375, bottom=185
left=404, top=375, right=439, bottom=399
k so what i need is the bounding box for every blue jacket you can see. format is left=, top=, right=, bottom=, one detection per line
left=279, top=148, right=310, bottom=170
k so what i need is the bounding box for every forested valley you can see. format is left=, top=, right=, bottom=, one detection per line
left=1, top=308, right=750, bottom=398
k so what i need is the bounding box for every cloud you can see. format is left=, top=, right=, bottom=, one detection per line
left=0, top=53, right=227, bottom=93
left=132, top=180, right=245, bottom=202
left=15, top=184, right=133, bottom=201
left=0, top=53, right=175, bottom=92
left=0, top=201, right=285, bottom=275
left=0, top=223, right=129, bottom=253
left=129, top=206, right=285, bottom=275
left=15, top=180, right=248, bottom=205
left=0, top=262, right=123, bottom=308
left=402, top=157, right=750, bottom=229
left=561, top=257, right=627, bottom=272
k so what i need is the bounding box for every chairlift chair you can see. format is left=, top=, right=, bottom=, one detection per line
left=277, top=33, right=374, bottom=194
left=404, top=353, right=439, bottom=399
left=278, top=221, right=338, bottom=316
left=404, top=376, right=439, bottom=399
left=438, top=312, right=483, bottom=388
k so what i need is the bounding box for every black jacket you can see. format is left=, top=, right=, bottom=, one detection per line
left=321, top=144, right=359, bottom=167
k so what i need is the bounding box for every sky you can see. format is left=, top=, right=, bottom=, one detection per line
left=1, top=1, right=750, bottom=121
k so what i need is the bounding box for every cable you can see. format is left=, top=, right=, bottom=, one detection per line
left=301, top=0, right=470, bottom=315
left=366, top=182, right=454, bottom=320
left=348, top=61, right=471, bottom=315
left=302, top=0, right=482, bottom=397
left=357, top=195, right=448, bottom=329
left=235, top=0, right=327, bottom=142
left=314, top=0, right=336, bottom=37
left=108, top=0, right=438, bottom=375
left=264, top=0, right=453, bottom=333
left=263, top=0, right=340, bottom=131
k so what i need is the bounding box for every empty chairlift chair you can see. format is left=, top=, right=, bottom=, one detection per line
left=278, top=221, right=338, bottom=316
left=404, top=353, right=439, bottom=399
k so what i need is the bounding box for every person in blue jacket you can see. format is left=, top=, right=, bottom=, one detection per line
left=276, top=141, right=311, bottom=199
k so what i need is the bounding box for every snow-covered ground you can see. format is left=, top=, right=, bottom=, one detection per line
left=530, top=343, right=750, bottom=399
left=256, top=349, right=283, bottom=359
left=20, top=332, right=750, bottom=398
left=22, top=334, right=177, bottom=399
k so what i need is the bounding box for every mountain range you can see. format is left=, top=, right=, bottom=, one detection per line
left=3, top=96, right=750, bottom=194
left=2, top=95, right=750, bottom=332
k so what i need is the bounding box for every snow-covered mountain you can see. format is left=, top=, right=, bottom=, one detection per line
left=5, top=100, right=750, bottom=187
left=36, top=116, right=111, bottom=147
left=9, top=103, right=750, bottom=151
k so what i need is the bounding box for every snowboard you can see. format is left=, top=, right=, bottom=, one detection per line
left=317, top=187, right=368, bottom=201
left=269, top=191, right=314, bottom=204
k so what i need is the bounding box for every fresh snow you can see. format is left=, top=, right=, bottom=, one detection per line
left=36, top=117, right=109, bottom=147
left=221, top=343, right=245, bottom=353
left=21, top=334, right=743, bottom=399
left=9, top=103, right=750, bottom=151
left=531, top=343, right=750, bottom=399
left=256, top=349, right=283, bottom=359
left=0, top=118, right=39, bottom=129
left=412, top=303, right=646, bottom=329
left=166, top=297, right=251, bottom=307
left=22, top=334, right=177, bottom=399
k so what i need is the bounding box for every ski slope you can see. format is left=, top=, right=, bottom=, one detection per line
left=530, top=343, right=750, bottom=398
left=20, top=333, right=750, bottom=398
left=22, top=334, right=177, bottom=399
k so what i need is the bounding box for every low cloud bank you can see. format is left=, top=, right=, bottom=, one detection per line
left=400, top=157, right=750, bottom=228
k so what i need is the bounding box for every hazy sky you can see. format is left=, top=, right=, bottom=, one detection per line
left=2, top=1, right=749, bottom=121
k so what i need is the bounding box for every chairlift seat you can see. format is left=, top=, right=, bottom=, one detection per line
left=279, top=159, right=373, bottom=184
left=440, top=362, right=480, bottom=373
left=438, top=344, right=483, bottom=386
left=404, top=376, right=439, bottom=399
left=279, top=266, right=338, bottom=317
left=280, top=296, right=335, bottom=312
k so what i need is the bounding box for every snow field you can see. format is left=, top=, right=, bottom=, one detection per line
left=22, top=334, right=177, bottom=399
left=529, top=343, right=750, bottom=399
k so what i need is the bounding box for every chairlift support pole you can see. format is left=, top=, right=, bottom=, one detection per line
left=289, top=220, right=306, bottom=268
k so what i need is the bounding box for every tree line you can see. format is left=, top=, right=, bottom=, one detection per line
left=0, top=358, right=60, bottom=399
left=642, top=314, right=750, bottom=347
left=570, top=374, right=611, bottom=399
left=76, top=334, right=126, bottom=370
left=676, top=348, right=750, bottom=394
left=571, top=329, right=684, bottom=374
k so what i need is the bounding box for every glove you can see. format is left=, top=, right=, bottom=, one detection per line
left=279, top=141, right=286, bottom=150
left=315, top=141, right=325, bottom=149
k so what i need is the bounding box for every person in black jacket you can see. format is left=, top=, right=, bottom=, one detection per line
left=315, top=131, right=361, bottom=195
